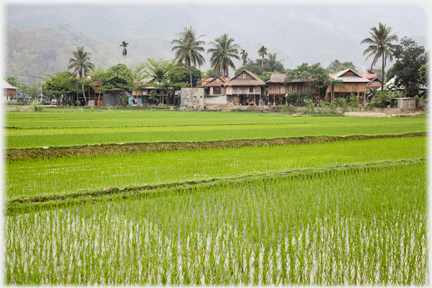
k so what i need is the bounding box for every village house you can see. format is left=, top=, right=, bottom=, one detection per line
left=359, top=69, right=383, bottom=90
left=224, top=70, right=266, bottom=105
left=385, top=77, right=428, bottom=97
left=201, top=78, right=214, bottom=86
left=266, top=74, right=320, bottom=105
left=326, top=69, right=370, bottom=103
left=132, top=78, right=170, bottom=105
left=202, top=76, right=230, bottom=106
left=2, top=79, right=17, bottom=101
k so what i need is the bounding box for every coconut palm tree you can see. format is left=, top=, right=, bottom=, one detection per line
left=207, top=34, right=240, bottom=77
left=361, top=23, right=398, bottom=92
left=268, top=52, right=284, bottom=63
left=258, top=45, right=268, bottom=67
left=67, top=47, right=95, bottom=78
left=120, top=41, right=129, bottom=64
left=68, top=47, right=95, bottom=106
left=240, top=49, right=248, bottom=66
left=171, top=26, right=206, bottom=87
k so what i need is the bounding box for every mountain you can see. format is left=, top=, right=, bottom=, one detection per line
left=5, top=25, right=173, bottom=83
left=5, top=3, right=427, bottom=83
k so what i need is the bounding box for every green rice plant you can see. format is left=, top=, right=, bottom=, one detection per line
left=5, top=136, right=426, bottom=200
left=5, top=117, right=426, bottom=148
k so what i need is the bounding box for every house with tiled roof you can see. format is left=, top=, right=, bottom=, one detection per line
left=201, top=78, right=214, bottom=85
left=359, top=69, right=382, bottom=90
left=203, top=76, right=230, bottom=96
left=202, top=76, right=231, bottom=106
left=326, top=69, right=370, bottom=103
left=224, top=70, right=266, bottom=105
left=266, top=74, right=321, bottom=105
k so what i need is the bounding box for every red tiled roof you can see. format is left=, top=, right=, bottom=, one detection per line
left=359, top=73, right=376, bottom=80
left=201, top=78, right=214, bottom=85
left=203, top=76, right=230, bottom=87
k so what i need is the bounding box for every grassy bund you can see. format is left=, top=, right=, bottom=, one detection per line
left=4, top=109, right=428, bottom=285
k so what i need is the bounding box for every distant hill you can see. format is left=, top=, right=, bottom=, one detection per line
left=5, top=4, right=427, bottom=83
left=5, top=26, right=173, bottom=84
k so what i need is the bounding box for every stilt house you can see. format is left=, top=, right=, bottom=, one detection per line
left=325, top=69, right=370, bottom=103
left=266, top=74, right=320, bottom=105
left=224, top=70, right=266, bottom=105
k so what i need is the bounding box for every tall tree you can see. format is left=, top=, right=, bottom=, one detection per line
left=204, top=68, right=221, bottom=78
left=171, top=26, right=206, bottom=88
left=207, top=33, right=240, bottom=77
left=361, top=23, right=398, bottom=92
left=391, top=37, right=427, bottom=96
left=43, top=71, right=75, bottom=106
left=136, top=58, right=188, bottom=104
left=104, top=63, right=134, bottom=105
left=326, top=60, right=357, bottom=73
left=419, top=62, right=428, bottom=85
left=120, top=41, right=129, bottom=64
left=67, top=46, right=95, bottom=105
left=240, top=49, right=248, bottom=66
left=258, top=46, right=268, bottom=67
left=268, top=52, right=284, bottom=63
left=67, top=47, right=95, bottom=78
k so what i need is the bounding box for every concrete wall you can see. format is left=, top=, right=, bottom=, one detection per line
left=180, top=87, right=205, bottom=109
left=395, top=98, right=415, bottom=110
left=205, top=95, right=227, bottom=105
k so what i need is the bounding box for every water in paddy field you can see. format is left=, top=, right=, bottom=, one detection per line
left=5, top=193, right=427, bottom=285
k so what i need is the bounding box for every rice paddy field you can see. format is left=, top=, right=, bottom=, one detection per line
left=4, top=109, right=429, bottom=285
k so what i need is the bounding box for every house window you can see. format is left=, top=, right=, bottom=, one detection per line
left=249, top=87, right=254, bottom=93
left=213, top=87, right=221, bottom=94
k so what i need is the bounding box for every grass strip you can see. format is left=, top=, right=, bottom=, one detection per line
left=6, top=132, right=426, bottom=160
left=7, top=157, right=426, bottom=216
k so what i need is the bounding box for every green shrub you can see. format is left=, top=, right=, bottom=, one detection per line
left=279, top=103, right=297, bottom=114
left=349, top=93, right=360, bottom=111
left=31, top=100, right=44, bottom=112
left=328, top=101, right=338, bottom=114
left=305, top=99, right=315, bottom=114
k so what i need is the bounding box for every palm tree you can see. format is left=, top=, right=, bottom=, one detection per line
left=67, top=47, right=95, bottom=78
left=207, top=34, right=240, bottom=77
left=268, top=52, right=284, bottom=63
left=120, top=41, right=129, bottom=64
left=68, top=47, right=95, bottom=106
left=361, top=23, right=398, bottom=92
left=171, top=26, right=206, bottom=87
left=258, top=45, right=268, bottom=67
left=240, top=49, right=248, bottom=66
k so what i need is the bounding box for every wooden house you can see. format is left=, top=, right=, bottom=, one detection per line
left=326, top=69, right=370, bottom=103
left=2, top=79, right=17, bottom=101
left=132, top=78, right=169, bottom=105
left=224, top=70, right=266, bottom=105
left=266, top=74, right=320, bottom=105
left=366, top=77, right=383, bottom=90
